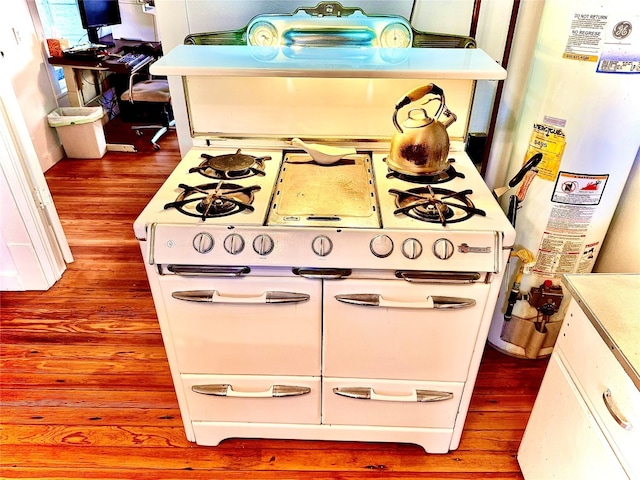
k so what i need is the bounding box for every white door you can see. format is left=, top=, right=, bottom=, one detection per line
left=0, top=56, right=73, bottom=291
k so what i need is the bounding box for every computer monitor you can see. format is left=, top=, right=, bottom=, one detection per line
left=78, top=0, right=122, bottom=45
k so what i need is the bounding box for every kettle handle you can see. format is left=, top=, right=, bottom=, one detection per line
left=395, top=83, right=444, bottom=110
left=393, top=83, right=445, bottom=133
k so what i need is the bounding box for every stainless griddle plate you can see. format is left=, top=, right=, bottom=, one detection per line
left=267, top=152, right=380, bottom=228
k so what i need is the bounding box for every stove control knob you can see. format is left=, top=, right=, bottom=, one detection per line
left=193, top=232, right=214, bottom=254
left=312, top=235, right=333, bottom=257
left=253, top=234, right=274, bottom=256
left=370, top=234, right=394, bottom=258
left=433, top=238, right=455, bottom=260
left=224, top=234, right=245, bottom=255
left=402, top=238, right=423, bottom=259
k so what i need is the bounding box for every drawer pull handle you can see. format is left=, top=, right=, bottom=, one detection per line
left=335, top=293, right=475, bottom=309
left=603, top=388, right=633, bottom=431
left=172, top=290, right=310, bottom=304
left=192, top=384, right=311, bottom=398
left=333, top=387, right=453, bottom=403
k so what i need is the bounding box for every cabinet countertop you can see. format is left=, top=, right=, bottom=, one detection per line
left=563, top=274, right=640, bottom=391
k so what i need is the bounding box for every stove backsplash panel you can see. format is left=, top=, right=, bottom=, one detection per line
left=185, top=77, right=473, bottom=142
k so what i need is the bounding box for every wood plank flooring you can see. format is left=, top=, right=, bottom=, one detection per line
left=0, top=123, right=549, bottom=479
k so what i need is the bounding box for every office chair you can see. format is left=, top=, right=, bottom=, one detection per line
left=120, top=66, right=174, bottom=150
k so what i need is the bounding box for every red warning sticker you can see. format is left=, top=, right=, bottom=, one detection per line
left=551, top=171, right=608, bottom=205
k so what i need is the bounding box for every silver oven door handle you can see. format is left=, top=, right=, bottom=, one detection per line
left=335, top=294, right=475, bottom=309
left=172, top=290, right=310, bottom=304
left=192, top=384, right=311, bottom=398
left=333, top=387, right=453, bottom=403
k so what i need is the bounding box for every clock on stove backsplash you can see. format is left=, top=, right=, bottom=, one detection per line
left=184, top=2, right=476, bottom=49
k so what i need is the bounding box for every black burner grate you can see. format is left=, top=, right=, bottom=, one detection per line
left=189, top=150, right=271, bottom=180
left=164, top=182, right=261, bottom=220
left=384, top=159, right=465, bottom=184
left=390, top=186, right=486, bottom=226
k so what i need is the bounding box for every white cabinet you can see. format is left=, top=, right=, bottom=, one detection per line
left=518, top=274, right=640, bottom=480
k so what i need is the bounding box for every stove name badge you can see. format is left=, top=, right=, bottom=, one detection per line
left=458, top=243, right=491, bottom=254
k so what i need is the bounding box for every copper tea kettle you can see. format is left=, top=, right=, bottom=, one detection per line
left=388, top=84, right=457, bottom=175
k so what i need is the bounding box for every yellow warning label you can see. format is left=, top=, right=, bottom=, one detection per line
left=524, top=124, right=567, bottom=181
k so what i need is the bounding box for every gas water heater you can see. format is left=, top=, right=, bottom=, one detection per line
left=488, top=0, right=639, bottom=359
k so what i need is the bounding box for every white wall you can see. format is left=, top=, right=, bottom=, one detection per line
left=595, top=149, right=640, bottom=273
left=5, top=1, right=64, bottom=172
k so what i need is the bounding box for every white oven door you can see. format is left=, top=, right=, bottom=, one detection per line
left=323, top=278, right=491, bottom=381
left=158, top=275, right=322, bottom=376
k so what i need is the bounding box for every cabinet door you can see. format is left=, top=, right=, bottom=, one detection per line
left=558, top=300, right=640, bottom=478
left=518, top=355, right=628, bottom=480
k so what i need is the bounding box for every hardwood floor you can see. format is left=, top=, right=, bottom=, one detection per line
left=0, top=123, right=548, bottom=479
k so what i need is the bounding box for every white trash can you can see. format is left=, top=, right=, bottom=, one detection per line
left=47, top=107, right=107, bottom=159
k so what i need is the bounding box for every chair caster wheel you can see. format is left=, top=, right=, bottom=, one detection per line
left=153, top=144, right=160, bottom=151
left=136, top=130, right=144, bottom=137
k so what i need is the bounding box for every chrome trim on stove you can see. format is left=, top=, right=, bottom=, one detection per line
left=494, top=231, right=502, bottom=273
left=395, top=271, right=482, bottom=284
left=147, top=222, right=157, bottom=265
left=457, top=243, right=491, bottom=254
left=166, top=265, right=251, bottom=277
left=292, top=267, right=352, bottom=279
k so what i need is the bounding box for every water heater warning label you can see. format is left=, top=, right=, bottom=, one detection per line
left=564, top=5, right=640, bottom=73
left=551, top=171, right=608, bottom=205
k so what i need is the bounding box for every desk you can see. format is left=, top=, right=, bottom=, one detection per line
left=48, top=37, right=161, bottom=107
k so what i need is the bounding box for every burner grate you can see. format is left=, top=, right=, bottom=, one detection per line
left=390, top=186, right=486, bottom=226
left=384, top=159, right=465, bottom=184
left=164, top=182, right=261, bottom=220
left=189, top=150, right=271, bottom=180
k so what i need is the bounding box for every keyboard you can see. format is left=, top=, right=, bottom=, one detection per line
left=102, top=52, right=153, bottom=73
left=116, top=52, right=147, bottom=67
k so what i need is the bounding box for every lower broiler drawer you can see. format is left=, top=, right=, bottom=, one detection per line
left=322, top=377, right=464, bottom=428
left=182, top=374, right=321, bottom=424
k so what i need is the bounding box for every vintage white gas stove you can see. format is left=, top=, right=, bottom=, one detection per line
left=134, top=5, right=513, bottom=454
